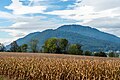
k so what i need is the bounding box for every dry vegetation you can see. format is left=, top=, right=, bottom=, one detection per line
left=0, top=52, right=120, bottom=80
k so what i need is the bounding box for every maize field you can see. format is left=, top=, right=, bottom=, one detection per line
left=0, top=52, right=120, bottom=80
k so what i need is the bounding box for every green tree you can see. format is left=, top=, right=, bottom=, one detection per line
left=0, top=43, right=5, bottom=52
left=19, top=44, right=28, bottom=52
left=43, top=38, right=58, bottom=53
left=42, top=38, right=68, bottom=53
left=108, top=52, right=115, bottom=57
left=84, top=51, right=92, bottom=56
left=30, top=39, right=39, bottom=53
left=10, top=41, right=19, bottom=52
left=108, top=52, right=119, bottom=57
left=67, top=44, right=83, bottom=55
left=57, top=38, right=68, bottom=53
left=94, top=52, right=107, bottom=57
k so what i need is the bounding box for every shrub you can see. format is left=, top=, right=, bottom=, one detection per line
left=84, top=51, right=92, bottom=56
left=94, top=52, right=107, bottom=57
left=108, top=52, right=119, bottom=57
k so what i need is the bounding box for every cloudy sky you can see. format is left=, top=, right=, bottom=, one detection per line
left=0, top=0, right=120, bottom=44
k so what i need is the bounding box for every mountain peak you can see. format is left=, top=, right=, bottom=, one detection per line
left=57, top=24, right=99, bottom=32
left=58, top=24, right=89, bottom=28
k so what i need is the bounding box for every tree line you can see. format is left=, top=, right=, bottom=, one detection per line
left=0, top=38, right=119, bottom=58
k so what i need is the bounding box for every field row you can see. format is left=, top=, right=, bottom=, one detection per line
left=0, top=52, right=120, bottom=80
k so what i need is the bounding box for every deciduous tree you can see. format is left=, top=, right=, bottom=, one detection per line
left=19, top=44, right=28, bottom=52
left=67, top=44, right=83, bottom=55
left=42, top=38, right=68, bottom=53
left=30, top=39, right=39, bottom=53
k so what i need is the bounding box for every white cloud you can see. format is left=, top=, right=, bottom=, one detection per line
left=0, top=9, right=60, bottom=42
left=0, top=38, right=17, bottom=45
left=80, top=0, right=120, bottom=11
left=5, top=0, right=47, bottom=15
left=46, top=6, right=120, bottom=23
left=98, top=28, right=120, bottom=37
left=84, top=17, right=120, bottom=28
left=0, top=16, right=61, bottom=38
left=0, top=11, right=14, bottom=19
left=83, top=17, right=120, bottom=37
left=61, top=0, right=68, bottom=2
left=49, top=0, right=120, bottom=21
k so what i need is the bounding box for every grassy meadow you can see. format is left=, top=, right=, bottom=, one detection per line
left=0, top=52, right=120, bottom=80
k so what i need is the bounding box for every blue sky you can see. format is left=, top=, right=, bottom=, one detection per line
left=0, top=0, right=120, bottom=44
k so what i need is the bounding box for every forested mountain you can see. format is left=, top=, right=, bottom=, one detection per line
left=7, top=25, right=120, bottom=51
